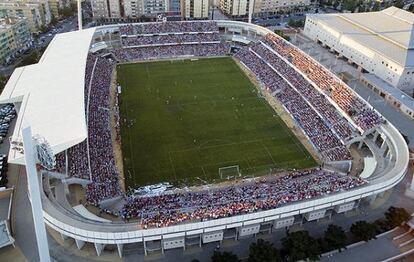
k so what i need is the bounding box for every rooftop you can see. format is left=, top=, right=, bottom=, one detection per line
left=362, top=73, right=414, bottom=111
left=307, top=7, right=414, bottom=67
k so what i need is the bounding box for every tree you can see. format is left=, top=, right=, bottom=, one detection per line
left=248, top=238, right=282, bottom=262
left=59, top=6, right=75, bottom=18
left=350, top=221, right=377, bottom=242
left=18, top=51, right=40, bottom=67
left=50, top=14, right=58, bottom=26
left=211, top=251, right=240, bottom=262
left=288, top=19, right=305, bottom=28
left=394, top=0, right=404, bottom=8
left=372, top=2, right=380, bottom=11
left=374, top=218, right=393, bottom=234
left=282, top=230, right=321, bottom=262
left=274, top=30, right=290, bottom=41
left=0, top=75, right=7, bottom=93
left=324, top=224, right=347, bottom=251
left=385, top=206, right=411, bottom=228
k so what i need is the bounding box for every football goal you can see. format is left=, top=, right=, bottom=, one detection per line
left=219, top=165, right=241, bottom=179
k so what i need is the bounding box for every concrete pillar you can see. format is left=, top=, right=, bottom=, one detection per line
left=75, top=239, right=85, bottom=250
left=387, top=150, right=393, bottom=161
left=65, top=149, right=68, bottom=176
left=381, top=140, right=388, bottom=151
left=63, top=182, right=69, bottom=195
left=358, top=140, right=364, bottom=150
left=60, top=233, right=69, bottom=241
left=405, top=167, right=414, bottom=197
left=367, top=194, right=377, bottom=205
left=199, top=235, right=202, bottom=247
left=117, top=244, right=123, bottom=258
left=143, top=241, right=147, bottom=256
left=94, top=243, right=105, bottom=256
left=373, top=131, right=380, bottom=142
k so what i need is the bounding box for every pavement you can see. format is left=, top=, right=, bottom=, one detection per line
left=320, top=233, right=401, bottom=262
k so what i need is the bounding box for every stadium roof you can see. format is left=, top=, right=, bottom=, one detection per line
left=0, top=28, right=95, bottom=164
left=308, top=7, right=414, bottom=67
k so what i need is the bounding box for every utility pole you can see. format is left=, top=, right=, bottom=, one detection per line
left=78, top=0, right=82, bottom=30
left=248, top=0, right=254, bottom=23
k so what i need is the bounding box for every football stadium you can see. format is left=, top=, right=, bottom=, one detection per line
left=0, top=20, right=409, bottom=256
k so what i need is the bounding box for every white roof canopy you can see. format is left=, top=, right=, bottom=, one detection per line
left=0, top=28, right=95, bottom=164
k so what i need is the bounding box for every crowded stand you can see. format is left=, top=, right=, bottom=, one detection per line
left=55, top=55, right=98, bottom=179
left=85, top=56, right=122, bottom=205
left=234, top=47, right=352, bottom=162
left=120, top=168, right=366, bottom=228
left=119, top=21, right=218, bottom=36
left=263, top=34, right=383, bottom=132
left=250, top=42, right=355, bottom=142
left=121, top=33, right=220, bottom=47
left=113, top=43, right=229, bottom=62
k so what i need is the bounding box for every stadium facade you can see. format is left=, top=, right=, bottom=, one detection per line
left=0, top=20, right=410, bottom=257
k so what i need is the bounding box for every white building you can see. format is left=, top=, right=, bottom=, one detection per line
left=219, top=0, right=310, bottom=16
left=123, top=0, right=144, bottom=18
left=142, top=0, right=167, bottom=15
left=304, top=7, right=414, bottom=94
left=92, top=0, right=167, bottom=19
left=219, top=0, right=248, bottom=16
left=91, top=0, right=122, bottom=19
left=253, top=0, right=310, bottom=14
left=182, top=0, right=209, bottom=18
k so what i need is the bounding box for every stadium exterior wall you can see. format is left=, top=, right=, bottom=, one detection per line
left=37, top=21, right=409, bottom=255
left=41, top=122, right=408, bottom=244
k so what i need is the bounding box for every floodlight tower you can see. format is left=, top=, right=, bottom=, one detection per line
left=248, top=0, right=254, bottom=23
left=78, top=0, right=82, bottom=30
left=21, top=124, right=51, bottom=262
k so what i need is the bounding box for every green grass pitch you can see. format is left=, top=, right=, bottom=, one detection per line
left=117, top=57, right=316, bottom=188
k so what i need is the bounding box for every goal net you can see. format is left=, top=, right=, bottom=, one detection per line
left=219, top=165, right=241, bottom=179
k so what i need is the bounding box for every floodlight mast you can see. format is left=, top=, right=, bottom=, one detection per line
left=248, top=0, right=254, bottom=23
left=22, top=124, right=51, bottom=262
left=78, top=0, right=82, bottom=30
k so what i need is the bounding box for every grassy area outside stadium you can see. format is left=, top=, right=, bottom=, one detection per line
left=117, top=57, right=316, bottom=188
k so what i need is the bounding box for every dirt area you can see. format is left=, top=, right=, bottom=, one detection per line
left=109, top=69, right=126, bottom=192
